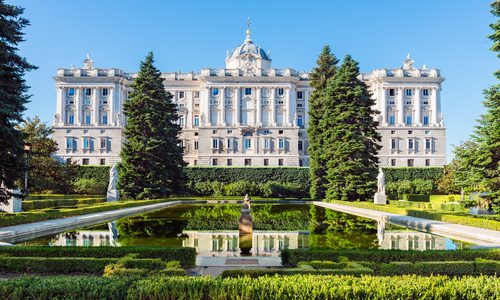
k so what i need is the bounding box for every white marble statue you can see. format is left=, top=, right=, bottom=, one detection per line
left=106, top=163, right=119, bottom=202
left=374, top=168, right=387, bottom=205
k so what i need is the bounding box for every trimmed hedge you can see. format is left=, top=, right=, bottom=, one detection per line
left=365, top=260, right=500, bottom=276
left=22, top=197, right=106, bottom=211
left=0, top=246, right=196, bottom=268
left=27, top=194, right=104, bottom=200
left=185, top=167, right=310, bottom=185
left=0, top=256, right=164, bottom=275
left=383, top=167, right=443, bottom=182
left=2, top=274, right=500, bottom=299
left=281, top=249, right=500, bottom=267
left=402, top=194, right=430, bottom=202
left=220, top=267, right=373, bottom=278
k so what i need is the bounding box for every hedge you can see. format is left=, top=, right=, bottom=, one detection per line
left=0, top=256, right=165, bottom=275
left=185, top=167, right=310, bottom=185
left=365, top=260, right=500, bottom=276
left=220, top=268, right=374, bottom=278
left=402, top=194, right=430, bottom=202
left=2, top=275, right=500, bottom=299
left=27, top=194, right=104, bottom=200
left=0, top=246, right=196, bottom=268
left=281, top=249, right=500, bottom=267
left=383, top=167, right=443, bottom=182
left=22, top=197, right=106, bottom=211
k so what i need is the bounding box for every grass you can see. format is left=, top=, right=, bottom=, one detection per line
left=333, top=200, right=500, bottom=231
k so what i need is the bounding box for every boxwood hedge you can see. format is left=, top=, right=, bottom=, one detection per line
left=0, top=246, right=196, bottom=268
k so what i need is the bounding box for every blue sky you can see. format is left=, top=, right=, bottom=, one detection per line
left=12, top=0, right=497, bottom=161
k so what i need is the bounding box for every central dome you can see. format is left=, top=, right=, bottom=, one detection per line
left=229, top=31, right=269, bottom=60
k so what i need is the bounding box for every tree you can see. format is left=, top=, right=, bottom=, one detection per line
left=321, top=55, right=381, bottom=201
left=18, top=117, right=74, bottom=193
left=307, top=45, right=338, bottom=199
left=119, top=52, right=185, bottom=199
left=0, top=1, right=36, bottom=204
left=453, top=2, right=500, bottom=211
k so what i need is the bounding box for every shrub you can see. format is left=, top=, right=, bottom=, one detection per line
left=219, top=268, right=373, bottom=278
left=0, top=246, right=196, bottom=268
left=383, top=167, right=443, bottom=182
left=281, top=249, right=500, bottom=267
left=223, top=180, right=260, bottom=196
left=402, top=194, right=430, bottom=202
left=73, top=178, right=107, bottom=195
left=22, top=197, right=106, bottom=211
left=412, top=179, right=434, bottom=194
left=185, top=167, right=310, bottom=185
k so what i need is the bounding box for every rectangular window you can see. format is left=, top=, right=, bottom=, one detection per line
left=194, top=141, right=199, bottom=150
left=391, top=159, right=396, bottom=166
left=244, top=159, right=252, bottom=166
left=212, top=159, right=218, bottom=166
left=389, top=89, right=395, bottom=97
left=425, top=138, right=432, bottom=150
left=277, top=88, right=284, bottom=96
left=83, top=137, right=89, bottom=150
left=227, top=159, right=232, bottom=166
left=264, top=138, right=270, bottom=149
left=84, top=112, right=91, bottom=125
left=227, top=138, right=233, bottom=149
left=422, top=89, right=429, bottom=96
left=212, top=88, right=219, bottom=96
left=264, top=159, right=269, bottom=166
left=82, top=158, right=89, bottom=165
left=100, top=138, right=107, bottom=149
left=66, top=137, right=73, bottom=149
left=407, top=159, right=414, bottom=167
left=102, top=112, right=108, bottom=125
left=297, top=91, right=303, bottom=99
left=405, top=89, right=412, bottom=96
left=68, top=113, right=74, bottom=125
left=389, top=115, right=395, bottom=125
left=68, top=88, right=75, bottom=97
left=406, top=115, right=412, bottom=125
left=102, top=88, right=109, bottom=96
left=179, top=116, right=185, bottom=127
left=85, top=88, right=92, bottom=96
left=391, top=138, right=397, bottom=150
left=211, top=138, right=219, bottom=149
left=297, top=115, right=303, bottom=128
left=193, top=116, right=200, bottom=127
left=298, top=140, right=303, bottom=151
left=65, top=158, right=72, bottom=164
left=278, top=138, right=285, bottom=150
left=297, top=103, right=303, bottom=108
left=244, top=138, right=252, bottom=149
left=244, top=88, right=252, bottom=96
left=408, top=138, right=414, bottom=150
left=423, top=116, right=429, bottom=125
left=425, top=159, right=431, bottom=166
left=194, top=91, right=200, bottom=98
left=278, top=159, right=283, bottom=166
left=179, top=91, right=185, bottom=99
left=193, top=160, right=197, bottom=166
left=100, top=158, right=106, bottom=166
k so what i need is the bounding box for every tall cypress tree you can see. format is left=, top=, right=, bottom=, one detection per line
left=119, top=52, right=185, bottom=199
left=307, top=45, right=338, bottom=200
left=0, top=1, right=36, bottom=204
left=322, top=55, right=381, bottom=201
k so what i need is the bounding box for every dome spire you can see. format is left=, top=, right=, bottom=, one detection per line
left=245, top=17, right=252, bottom=42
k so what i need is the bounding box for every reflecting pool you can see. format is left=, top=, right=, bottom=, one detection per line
left=19, top=204, right=473, bottom=254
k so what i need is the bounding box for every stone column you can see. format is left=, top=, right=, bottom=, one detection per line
left=109, top=87, right=115, bottom=126
left=415, top=87, right=421, bottom=126
left=56, top=87, right=64, bottom=126
left=431, top=87, right=438, bottom=125
left=397, top=87, right=404, bottom=125
left=288, top=86, right=296, bottom=126
left=76, top=87, right=82, bottom=125
left=235, top=87, right=241, bottom=126
left=200, top=87, right=210, bottom=127
left=220, top=87, right=225, bottom=126
left=92, top=87, right=99, bottom=125
left=304, top=89, right=310, bottom=128
left=256, top=87, right=261, bottom=126
left=271, top=87, right=276, bottom=126
left=380, top=87, right=387, bottom=125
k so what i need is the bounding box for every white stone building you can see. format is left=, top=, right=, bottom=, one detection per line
left=52, top=27, right=446, bottom=167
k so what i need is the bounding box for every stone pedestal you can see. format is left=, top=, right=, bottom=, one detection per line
left=106, top=189, right=119, bottom=202
left=0, top=189, right=23, bottom=213
left=374, top=193, right=387, bottom=205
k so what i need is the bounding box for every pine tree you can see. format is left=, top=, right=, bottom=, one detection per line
left=119, top=52, right=185, bottom=199
left=454, top=2, right=500, bottom=211
left=0, top=1, right=36, bottom=204
left=307, top=45, right=338, bottom=199
left=321, top=55, right=381, bottom=201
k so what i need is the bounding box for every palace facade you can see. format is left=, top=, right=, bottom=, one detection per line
left=52, top=28, right=446, bottom=167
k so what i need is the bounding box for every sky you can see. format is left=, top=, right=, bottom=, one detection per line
left=11, top=0, right=498, bottom=161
